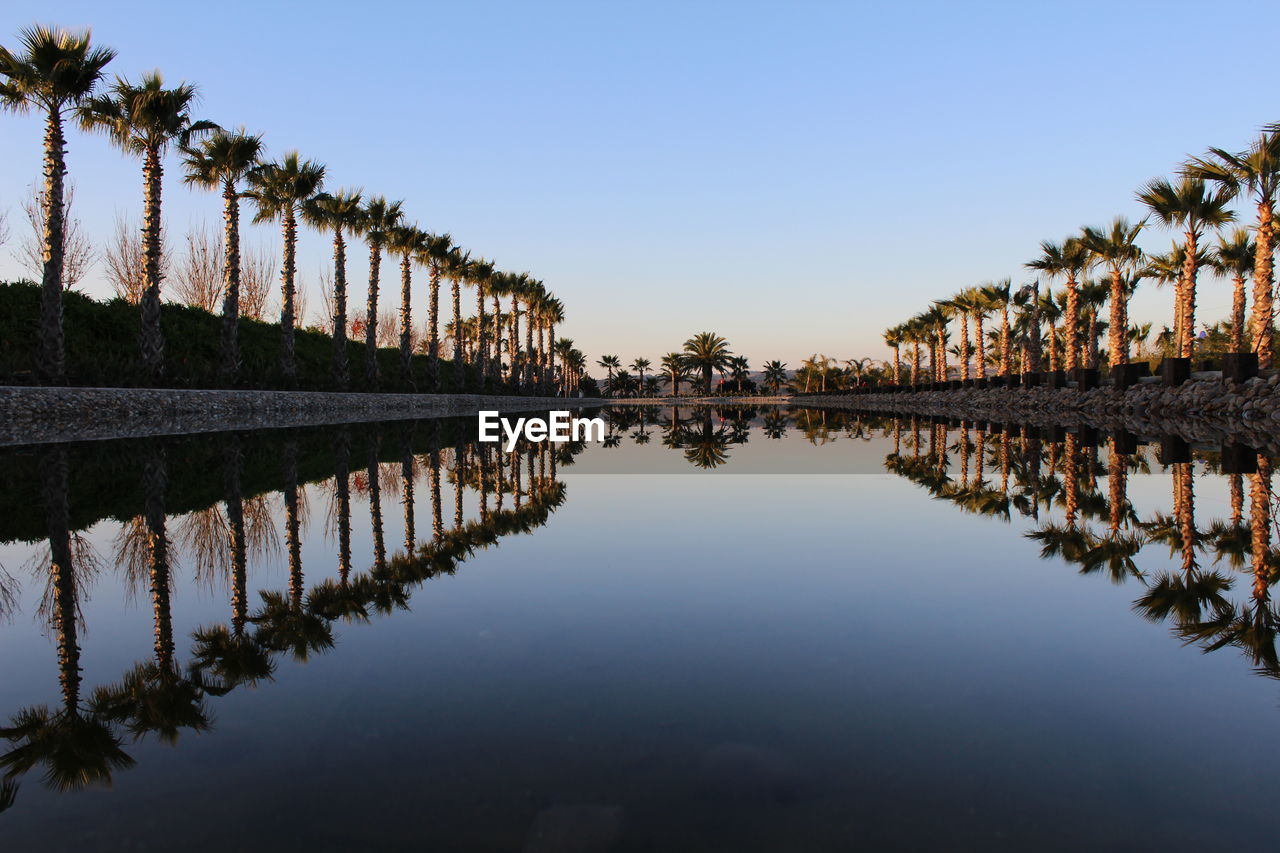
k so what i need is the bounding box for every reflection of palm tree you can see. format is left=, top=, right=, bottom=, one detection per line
left=1, top=447, right=135, bottom=794
left=681, top=410, right=732, bottom=469
left=253, top=441, right=334, bottom=660
left=190, top=437, right=274, bottom=692
left=95, top=443, right=213, bottom=744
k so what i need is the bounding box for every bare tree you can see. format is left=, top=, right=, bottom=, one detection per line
left=240, top=243, right=275, bottom=320
left=17, top=182, right=95, bottom=288
left=314, top=267, right=336, bottom=333
left=0, top=208, right=10, bottom=249
left=105, top=213, right=168, bottom=303
left=377, top=308, right=397, bottom=348
left=172, top=224, right=223, bottom=312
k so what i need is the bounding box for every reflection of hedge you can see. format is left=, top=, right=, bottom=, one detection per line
left=0, top=281, right=480, bottom=392
left=0, top=418, right=478, bottom=544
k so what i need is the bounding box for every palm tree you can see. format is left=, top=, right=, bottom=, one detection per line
left=386, top=222, right=426, bottom=389
left=978, top=279, right=1012, bottom=378
left=419, top=232, right=454, bottom=390
left=302, top=188, right=364, bottom=389
left=1210, top=228, right=1257, bottom=353
left=630, top=357, right=651, bottom=392
left=521, top=279, right=546, bottom=390
left=79, top=72, right=217, bottom=382
left=902, top=316, right=928, bottom=383
left=1185, top=131, right=1280, bottom=367
left=597, top=355, right=621, bottom=395
left=921, top=304, right=950, bottom=381
left=1078, top=279, right=1108, bottom=369
left=245, top=152, right=326, bottom=383
left=359, top=196, right=404, bottom=387
left=1137, top=176, right=1235, bottom=359
left=0, top=26, right=115, bottom=384
left=1027, top=237, right=1088, bottom=374
left=883, top=325, right=904, bottom=384
left=541, top=295, right=565, bottom=391
left=444, top=248, right=471, bottom=389
left=762, top=359, right=788, bottom=394
left=180, top=128, right=263, bottom=383
left=661, top=352, right=689, bottom=396
left=1081, top=217, right=1144, bottom=372
left=682, top=332, right=733, bottom=392
left=467, top=258, right=496, bottom=389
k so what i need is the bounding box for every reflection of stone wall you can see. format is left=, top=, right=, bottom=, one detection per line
left=0, top=387, right=605, bottom=447
left=802, top=374, right=1280, bottom=455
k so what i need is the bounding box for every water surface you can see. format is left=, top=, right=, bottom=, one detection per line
left=0, top=407, right=1277, bottom=851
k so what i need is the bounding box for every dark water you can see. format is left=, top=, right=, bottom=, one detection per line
left=0, top=407, right=1277, bottom=851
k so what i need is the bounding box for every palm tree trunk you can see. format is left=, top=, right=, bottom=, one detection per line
left=1231, top=274, right=1247, bottom=352
left=279, top=209, right=298, bottom=384
left=43, top=447, right=78, bottom=707
left=959, top=314, right=970, bottom=381
left=143, top=445, right=174, bottom=671
left=492, top=296, right=503, bottom=385
left=430, top=445, right=443, bottom=541
left=1107, top=271, right=1127, bottom=370
left=398, top=254, right=414, bottom=389
left=401, top=431, right=416, bottom=553
left=140, top=144, right=166, bottom=383
left=334, top=432, right=351, bottom=583
left=911, top=342, right=921, bottom=383
left=368, top=438, right=385, bottom=570
left=524, top=307, right=535, bottom=390
left=1251, top=199, right=1274, bottom=368
left=331, top=229, right=349, bottom=389
left=451, top=276, right=463, bottom=389
left=1181, top=230, right=1198, bottom=360
left=476, top=285, right=488, bottom=390
left=1000, top=307, right=1011, bottom=377
left=218, top=179, right=243, bottom=383
left=1064, top=276, right=1079, bottom=373
left=222, top=437, right=248, bottom=635
left=1250, top=454, right=1273, bottom=600
left=283, top=442, right=302, bottom=610
left=37, top=107, right=69, bottom=385
left=365, top=240, right=382, bottom=387
left=427, top=263, right=441, bottom=390
left=1088, top=310, right=1101, bottom=369
left=973, top=317, right=985, bottom=380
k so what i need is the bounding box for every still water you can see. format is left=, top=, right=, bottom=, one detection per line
left=0, top=406, right=1277, bottom=851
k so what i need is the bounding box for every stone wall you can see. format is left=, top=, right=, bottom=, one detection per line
left=800, top=373, right=1280, bottom=454
left=0, top=386, right=606, bottom=447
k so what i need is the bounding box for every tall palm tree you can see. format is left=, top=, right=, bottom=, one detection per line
left=418, top=232, right=453, bottom=390
left=762, top=359, right=788, bottom=394
left=467, top=258, right=496, bottom=389
left=541, top=295, right=565, bottom=391
left=1027, top=237, right=1088, bottom=374
left=1081, top=217, right=1144, bottom=372
left=521, top=279, right=546, bottom=390
left=1137, top=176, right=1235, bottom=359
left=883, top=325, right=904, bottom=384
left=1210, top=228, right=1257, bottom=353
left=662, top=352, right=689, bottom=396
left=444, top=248, right=471, bottom=389
left=0, top=25, right=115, bottom=384
left=1186, top=131, right=1280, bottom=367
left=630, top=357, right=651, bottom=391
left=682, top=332, right=733, bottom=392
left=1078, top=278, right=1108, bottom=369
left=359, top=196, right=404, bottom=387
left=79, top=72, right=217, bottom=382
left=386, top=223, right=426, bottom=389
left=302, top=188, right=363, bottom=388
left=978, top=279, right=1012, bottom=378
left=245, top=152, right=325, bottom=383
left=597, top=355, right=621, bottom=395
left=180, top=128, right=263, bottom=383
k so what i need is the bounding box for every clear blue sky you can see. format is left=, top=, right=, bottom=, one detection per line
left=0, top=0, right=1273, bottom=371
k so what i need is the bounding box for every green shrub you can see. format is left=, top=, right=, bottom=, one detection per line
left=0, top=281, right=493, bottom=393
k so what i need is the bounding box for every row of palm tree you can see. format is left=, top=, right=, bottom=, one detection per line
left=0, top=426, right=577, bottom=805
left=595, top=334, right=799, bottom=397
left=882, top=413, right=1278, bottom=675
left=0, top=25, right=570, bottom=392
left=881, top=125, right=1279, bottom=386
